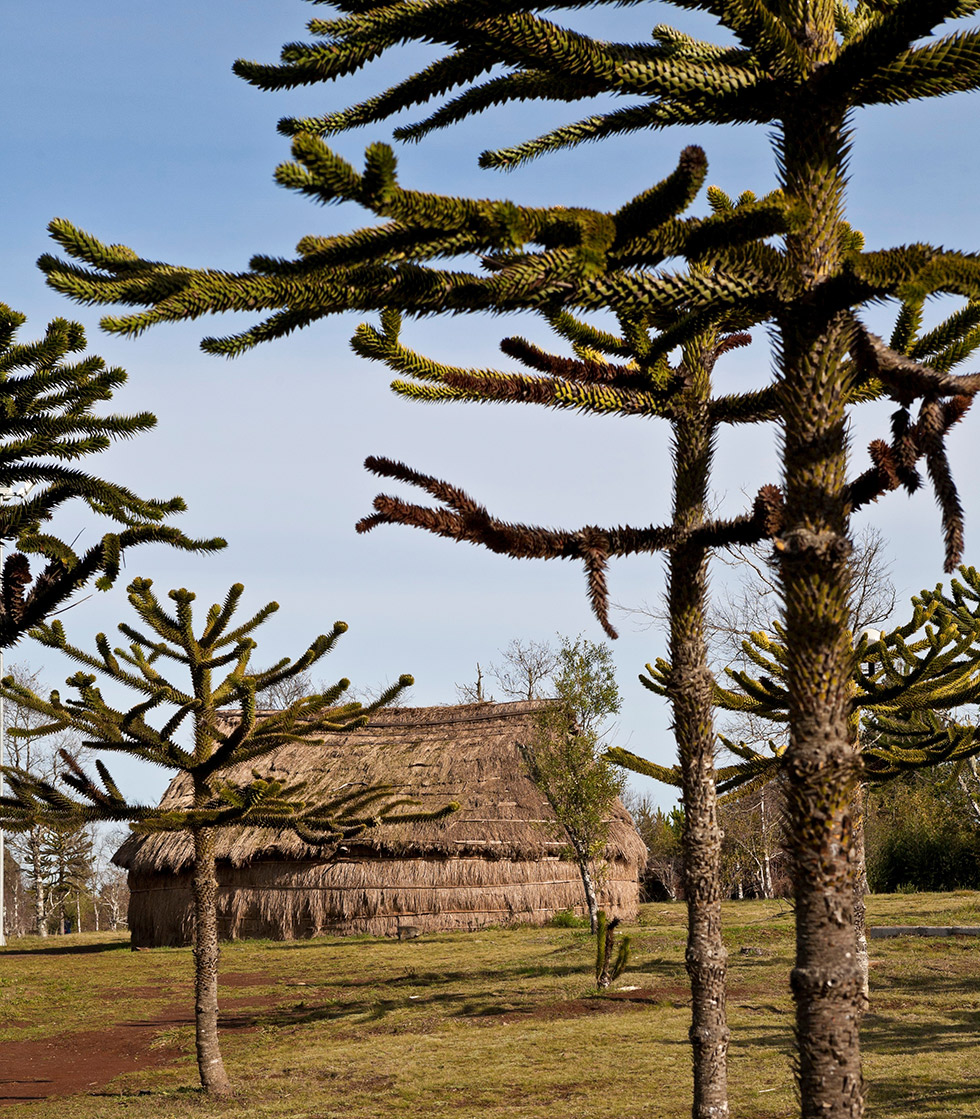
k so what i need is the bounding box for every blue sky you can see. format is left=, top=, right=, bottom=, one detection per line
left=2, top=2, right=979, bottom=808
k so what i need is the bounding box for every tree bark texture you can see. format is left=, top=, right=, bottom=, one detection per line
left=776, top=12, right=864, bottom=1114
left=852, top=784, right=869, bottom=1008
left=573, top=840, right=600, bottom=934
left=669, top=336, right=729, bottom=1119
left=192, top=826, right=232, bottom=1098
left=29, top=828, right=47, bottom=936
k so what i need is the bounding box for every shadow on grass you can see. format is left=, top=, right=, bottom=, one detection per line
left=218, top=972, right=697, bottom=1033
left=344, top=960, right=594, bottom=988
left=330, top=952, right=687, bottom=991
left=863, top=1006, right=980, bottom=1057
left=867, top=1077, right=980, bottom=1112
left=873, top=969, right=980, bottom=998
left=744, top=1005, right=980, bottom=1063
left=216, top=985, right=513, bottom=1030
left=219, top=994, right=615, bottom=1032
left=1, top=940, right=130, bottom=957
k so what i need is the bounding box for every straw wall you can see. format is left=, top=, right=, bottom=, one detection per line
left=128, top=851, right=641, bottom=946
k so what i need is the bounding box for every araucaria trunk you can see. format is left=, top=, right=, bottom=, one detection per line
left=777, top=14, right=864, bottom=1115
left=669, top=338, right=729, bottom=1119
left=192, top=826, right=232, bottom=1098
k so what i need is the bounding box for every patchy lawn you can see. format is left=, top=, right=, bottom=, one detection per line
left=0, top=894, right=977, bottom=1118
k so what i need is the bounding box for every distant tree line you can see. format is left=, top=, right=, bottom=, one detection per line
left=629, top=766, right=980, bottom=903
left=2, top=663, right=129, bottom=936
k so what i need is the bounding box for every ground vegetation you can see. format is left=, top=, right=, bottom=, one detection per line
left=0, top=894, right=978, bottom=1119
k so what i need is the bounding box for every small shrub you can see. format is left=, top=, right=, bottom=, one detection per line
left=548, top=909, right=589, bottom=928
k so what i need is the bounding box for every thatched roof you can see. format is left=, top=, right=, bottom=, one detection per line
left=114, top=700, right=646, bottom=874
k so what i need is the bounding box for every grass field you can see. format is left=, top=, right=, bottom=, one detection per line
left=1, top=893, right=979, bottom=1119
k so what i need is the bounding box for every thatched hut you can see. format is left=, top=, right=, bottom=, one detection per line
left=114, top=700, right=646, bottom=946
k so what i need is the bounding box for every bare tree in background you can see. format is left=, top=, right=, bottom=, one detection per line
left=627, top=526, right=895, bottom=674
left=256, top=668, right=316, bottom=711
left=90, top=826, right=130, bottom=931
left=455, top=664, right=491, bottom=704
left=489, top=639, right=559, bottom=702
left=456, top=639, right=559, bottom=704
left=3, top=663, right=86, bottom=935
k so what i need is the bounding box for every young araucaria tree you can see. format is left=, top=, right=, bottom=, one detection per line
left=0, top=304, right=222, bottom=639
left=38, top=5, right=980, bottom=1117
left=0, top=578, right=454, bottom=1097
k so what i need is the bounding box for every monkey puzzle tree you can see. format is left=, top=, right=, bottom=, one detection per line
left=0, top=304, right=222, bottom=639
left=36, top=5, right=980, bottom=1116
left=0, top=578, right=453, bottom=1097
left=354, top=288, right=780, bottom=1112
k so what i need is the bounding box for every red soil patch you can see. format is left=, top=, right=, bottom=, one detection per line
left=601, top=986, right=689, bottom=1003
left=0, top=1021, right=183, bottom=1104
left=0, top=995, right=284, bottom=1105
left=218, top=972, right=275, bottom=989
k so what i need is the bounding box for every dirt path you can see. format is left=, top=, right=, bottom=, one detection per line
left=0, top=988, right=280, bottom=1105
left=0, top=1015, right=186, bottom=1104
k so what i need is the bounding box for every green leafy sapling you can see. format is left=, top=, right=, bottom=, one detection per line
left=520, top=637, right=624, bottom=935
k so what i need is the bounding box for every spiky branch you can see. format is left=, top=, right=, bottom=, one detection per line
left=0, top=306, right=224, bottom=645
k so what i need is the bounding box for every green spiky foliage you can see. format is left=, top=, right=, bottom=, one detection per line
left=41, top=142, right=796, bottom=358
left=861, top=566, right=980, bottom=780
left=609, top=287, right=980, bottom=795
left=36, top=4, right=980, bottom=1115
left=0, top=305, right=223, bottom=643
left=609, top=573, right=980, bottom=794
left=0, top=577, right=454, bottom=1097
